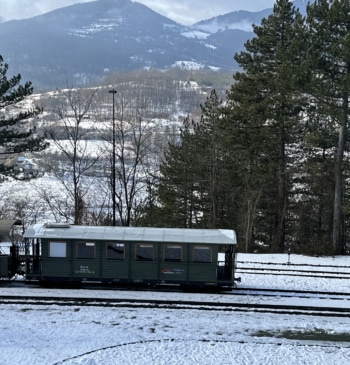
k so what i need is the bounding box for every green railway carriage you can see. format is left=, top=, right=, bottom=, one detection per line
left=24, top=224, right=238, bottom=288
left=0, top=219, right=23, bottom=278
left=0, top=255, right=8, bottom=277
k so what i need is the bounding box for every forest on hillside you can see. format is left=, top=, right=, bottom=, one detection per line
left=1, top=0, right=350, bottom=256
left=137, top=0, right=350, bottom=256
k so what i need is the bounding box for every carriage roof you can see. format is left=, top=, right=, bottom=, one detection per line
left=23, top=224, right=237, bottom=245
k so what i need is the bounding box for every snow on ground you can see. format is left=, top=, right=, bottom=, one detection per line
left=237, top=253, right=350, bottom=292
left=1, top=254, right=350, bottom=365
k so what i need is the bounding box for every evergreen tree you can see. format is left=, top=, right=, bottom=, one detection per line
left=305, top=0, right=350, bottom=254
left=224, top=0, right=307, bottom=252
left=157, top=118, right=201, bottom=227
left=295, top=106, right=337, bottom=253
left=192, top=90, right=235, bottom=228
left=154, top=91, right=239, bottom=230
left=0, top=55, right=47, bottom=175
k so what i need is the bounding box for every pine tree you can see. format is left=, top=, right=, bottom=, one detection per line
left=193, top=89, right=238, bottom=229
left=157, top=118, right=201, bottom=227
left=305, top=0, right=350, bottom=254
left=155, top=91, right=239, bottom=230
left=0, top=55, right=47, bottom=175
left=224, top=0, right=307, bottom=252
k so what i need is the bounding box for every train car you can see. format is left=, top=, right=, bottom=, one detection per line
left=24, top=223, right=237, bottom=288
left=0, top=219, right=23, bottom=278
left=0, top=253, right=9, bottom=278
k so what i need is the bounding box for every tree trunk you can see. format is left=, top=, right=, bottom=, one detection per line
left=272, top=132, right=287, bottom=252
left=332, top=94, right=348, bottom=254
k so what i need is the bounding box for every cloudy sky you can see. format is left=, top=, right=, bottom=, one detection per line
left=1, top=0, right=276, bottom=24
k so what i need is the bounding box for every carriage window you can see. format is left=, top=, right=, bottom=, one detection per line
left=164, top=245, right=182, bottom=261
left=49, top=242, right=67, bottom=258
left=193, top=246, right=211, bottom=263
left=136, top=244, right=153, bottom=261
left=77, top=242, right=95, bottom=259
left=107, top=243, right=125, bottom=260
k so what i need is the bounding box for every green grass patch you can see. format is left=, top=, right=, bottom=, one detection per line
left=18, top=308, right=33, bottom=312
left=253, top=329, right=350, bottom=342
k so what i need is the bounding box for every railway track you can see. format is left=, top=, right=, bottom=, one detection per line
left=4, top=281, right=350, bottom=300
left=236, top=261, right=350, bottom=279
left=237, top=261, right=350, bottom=269
left=233, top=287, right=350, bottom=300
left=1, top=293, right=350, bottom=318
left=236, top=267, right=350, bottom=279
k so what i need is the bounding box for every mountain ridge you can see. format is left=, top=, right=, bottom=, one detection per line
left=0, top=0, right=313, bottom=90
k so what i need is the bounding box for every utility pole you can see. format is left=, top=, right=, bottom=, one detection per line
left=109, top=89, right=117, bottom=226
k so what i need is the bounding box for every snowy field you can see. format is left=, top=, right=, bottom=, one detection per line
left=1, top=253, right=350, bottom=365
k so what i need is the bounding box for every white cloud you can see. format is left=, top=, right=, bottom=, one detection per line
left=1, top=0, right=276, bottom=23
left=137, top=0, right=276, bottom=24
left=0, top=0, right=94, bottom=20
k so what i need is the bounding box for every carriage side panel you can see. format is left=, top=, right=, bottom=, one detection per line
left=0, top=255, right=9, bottom=278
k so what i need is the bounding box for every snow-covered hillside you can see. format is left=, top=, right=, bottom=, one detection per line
left=0, top=77, right=209, bottom=225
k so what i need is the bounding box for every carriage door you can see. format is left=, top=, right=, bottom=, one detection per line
left=217, top=245, right=234, bottom=281
left=25, top=237, right=42, bottom=278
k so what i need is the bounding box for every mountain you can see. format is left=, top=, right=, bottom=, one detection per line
left=194, top=9, right=272, bottom=33
left=0, top=0, right=313, bottom=90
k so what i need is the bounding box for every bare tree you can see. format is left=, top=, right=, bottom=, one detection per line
left=103, top=91, right=159, bottom=226
left=46, top=86, right=103, bottom=224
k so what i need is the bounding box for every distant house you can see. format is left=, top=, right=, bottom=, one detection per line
left=1, top=154, right=43, bottom=179
left=14, top=156, right=41, bottom=178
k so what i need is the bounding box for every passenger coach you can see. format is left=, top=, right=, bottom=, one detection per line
left=24, top=224, right=237, bottom=288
